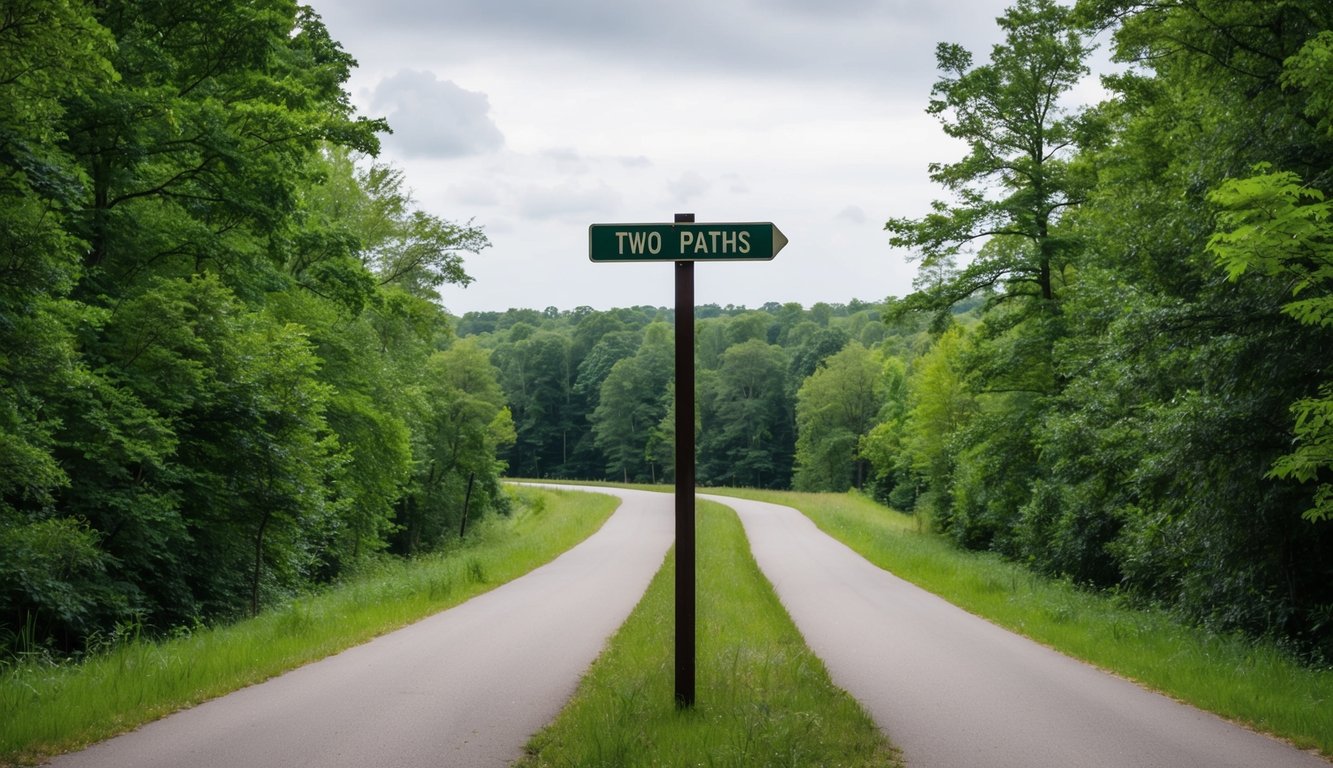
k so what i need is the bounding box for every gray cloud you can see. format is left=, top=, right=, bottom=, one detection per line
left=447, top=179, right=503, bottom=208
left=316, top=0, right=1015, bottom=98
left=370, top=70, right=504, bottom=158
left=517, top=181, right=620, bottom=219
left=541, top=147, right=583, bottom=163
left=836, top=205, right=868, bottom=224
left=667, top=171, right=711, bottom=204
left=538, top=147, right=590, bottom=175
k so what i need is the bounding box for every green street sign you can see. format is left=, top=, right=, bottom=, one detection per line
left=589, top=222, right=788, bottom=263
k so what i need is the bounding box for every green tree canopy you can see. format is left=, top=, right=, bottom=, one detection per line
left=886, top=0, right=1092, bottom=315
left=794, top=343, right=886, bottom=492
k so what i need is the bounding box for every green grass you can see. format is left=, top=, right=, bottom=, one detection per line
left=712, top=488, right=1333, bottom=758
left=0, top=487, right=616, bottom=767
left=517, top=499, right=899, bottom=768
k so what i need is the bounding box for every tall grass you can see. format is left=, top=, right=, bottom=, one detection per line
left=517, top=499, right=899, bottom=768
left=714, top=488, right=1333, bottom=757
left=0, top=487, right=616, bottom=767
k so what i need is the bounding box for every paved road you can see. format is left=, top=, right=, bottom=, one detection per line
left=709, top=493, right=1330, bottom=768
left=48, top=486, right=673, bottom=768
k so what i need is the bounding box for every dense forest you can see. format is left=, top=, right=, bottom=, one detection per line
left=457, top=300, right=897, bottom=490
left=3, top=0, right=1331, bottom=664
left=464, top=0, right=1333, bottom=660
left=1, top=1, right=513, bottom=654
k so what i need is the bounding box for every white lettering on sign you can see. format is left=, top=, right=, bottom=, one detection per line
left=677, top=230, right=752, bottom=256
left=616, top=230, right=662, bottom=255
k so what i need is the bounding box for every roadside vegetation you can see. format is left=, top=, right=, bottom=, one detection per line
left=517, top=498, right=898, bottom=768
left=0, top=488, right=613, bottom=767
left=713, top=488, right=1333, bottom=757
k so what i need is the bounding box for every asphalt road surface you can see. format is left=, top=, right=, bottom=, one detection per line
left=47, top=486, right=673, bottom=768
left=709, top=493, right=1330, bottom=768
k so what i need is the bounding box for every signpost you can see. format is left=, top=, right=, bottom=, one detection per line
left=589, top=222, right=788, bottom=263
left=590, top=215, right=786, bottom=710
left=672, top=215, right=696, bottom=711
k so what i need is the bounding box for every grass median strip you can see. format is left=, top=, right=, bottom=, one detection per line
left=0, top=487, right=615, bottom=767
left=714, top=488, right=1333, bottom=758
left=517, top=498, right=899, bottom=768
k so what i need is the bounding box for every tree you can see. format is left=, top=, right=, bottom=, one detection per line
left=726, top=311, right=776, bottom=345
left=793, top=343, right=886, bottom=492
left=1208, top=168, right=1333, bottom=522
left=396, top=342, right=513, bottom=554
left=899, top=327, right=976, bottom=511
left=701, top=340, right=792, bottom=488
left=265, top=288, right=412, bottom=569
left=859, top=356, right=912, bottom=507
left=74, top=275, right=343, bottom=620
left=492, top=330, right=574, bottom=478
left=787, top=327, right=850, bottom=387
left=62, top=2, right=383, bottom=303
left=1028, top=0, right=1333, bottom=650
left=0, top=1, right=511, bottom=654
left=0, top=2, right=118, bottom=646
left=881, top=0, right=1096, bottom=555
left=591, top=324, right=673, bottom=483
left=566, top=327, right=639, bottom=474
left=885, top=0, right=1092, bottom=315
left=293, top=147, right=487, bottom=309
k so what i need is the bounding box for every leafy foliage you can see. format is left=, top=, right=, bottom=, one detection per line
left=1208, top=169, right=1333, bottom=523
left=0, top=1, right=504, bottom=656
left=885, top=0, right=1091, bottom=313
left=867, top=0, right=1333, bottom=658
left=792, top=343, right=886, bottom=492
left=460, top=301, right=893, bottom=490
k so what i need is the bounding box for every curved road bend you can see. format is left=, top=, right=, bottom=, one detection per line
left=707, top=494, right=1330, bottom=768
left=47, top=486, right=673, bottom=768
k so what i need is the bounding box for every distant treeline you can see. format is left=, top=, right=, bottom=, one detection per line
left=458, top=299, right=899, bottom=490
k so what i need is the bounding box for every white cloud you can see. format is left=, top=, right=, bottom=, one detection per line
left=370, top=70, right=504, bottom=158
left=667, top=171, right=711, bottom=204
left=720, top=173, right=750, bottom=195
left=316, top=0, right=1011, bottom=100
left=836, top=205, right=868, bottom=225
left=447, top=178, right=504, bottom=208
left=517, top=181, right=620, bottom=220
left=539, top=147, right=582, bottom=163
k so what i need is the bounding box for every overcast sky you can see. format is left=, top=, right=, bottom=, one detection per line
left=307, top=0, right=1105, bottom=315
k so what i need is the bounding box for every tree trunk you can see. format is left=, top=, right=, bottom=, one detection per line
left=251, top=510, right=271, bottom=618
left=458, top=472, right=476, bottom=539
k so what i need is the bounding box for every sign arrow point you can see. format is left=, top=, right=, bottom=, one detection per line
left=771, top=225, right=789, bottom=258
